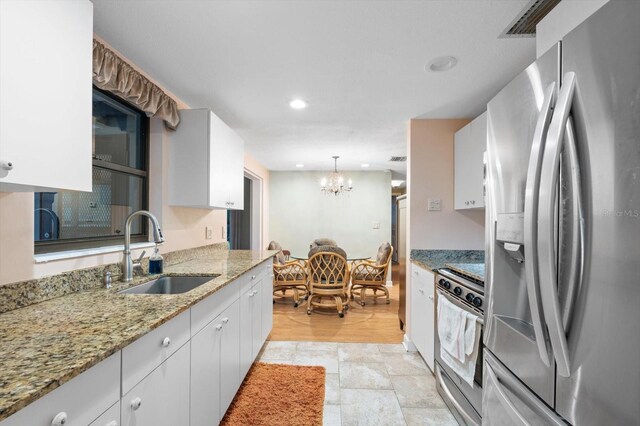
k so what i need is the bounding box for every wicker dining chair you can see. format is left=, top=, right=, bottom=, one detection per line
left=306, top=247, right=350, bottom=317
left=350, top=242, right=394, bottom=306
left=268, top=241, right=308, bottom=307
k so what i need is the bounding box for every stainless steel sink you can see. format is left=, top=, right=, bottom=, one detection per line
left=118, top=275, right=219, bottom=295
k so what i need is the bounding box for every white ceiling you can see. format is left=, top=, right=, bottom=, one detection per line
left=92, top=0, right=536, bottom=178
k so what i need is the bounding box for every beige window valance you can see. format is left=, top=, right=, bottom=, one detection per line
left=92, top=40, right=180, bottom=130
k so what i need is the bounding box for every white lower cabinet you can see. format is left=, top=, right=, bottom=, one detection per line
left=191, top=311, right=223, bottom=425
left=1, top=259, right=274, bottom=426
left=191, top=298, right=242, bottom=426
left=261, top=273, right=274, bottom=343
left=0, top=352, right=120, bottom=426
left=89, top=402, right=120, bottom=426
left=121, top=343, right=190, bottom=426
left=411, top=264, right=435, bottom=371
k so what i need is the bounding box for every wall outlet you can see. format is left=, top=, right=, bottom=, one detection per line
left=428, top=198, right=442, bottom=211
left=372, top=221, right=380, bottom=229
left=205, top=226, right=213, bottom=240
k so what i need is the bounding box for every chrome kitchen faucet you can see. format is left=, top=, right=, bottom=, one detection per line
left=122, top=210, right=164, bottom=282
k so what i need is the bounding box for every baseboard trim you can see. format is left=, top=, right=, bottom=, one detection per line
left=385, top=280, right=393, bottom=287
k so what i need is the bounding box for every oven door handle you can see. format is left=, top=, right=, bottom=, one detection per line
left=435, top=364, right=481, bottom=426
left=436, top=289, right=483, bottom=325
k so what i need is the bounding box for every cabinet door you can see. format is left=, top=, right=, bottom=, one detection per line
left=251, top=283, right=263, bottom=360
left=410, top=266, right=427, bottom=356
left=121, top=343, right=190, bottom=426
left=209, top=111, right=233, bottom=208
left=220, top=300, right=241, bottom=415
left=469, top=111, right=487, bottom=208
left=190, top=316, right=223, bottom=426
left=239, top=287, right=255, bottom=377
left=0, top=0, right=93, bottom=192
left=260, top=274, right=273, bottom=343
left=226, top=129, right=245, bottom=210
left=454, top=123, right=473, bottom=210
left=423, top=269, right=436, bottom=372
left=454, top=112, right=486, bottom=210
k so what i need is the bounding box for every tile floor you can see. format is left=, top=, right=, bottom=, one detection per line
left=257, top=341, right=458, bottom=426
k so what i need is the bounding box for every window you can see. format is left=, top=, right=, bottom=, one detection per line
left=34, top=87, right=149, bottom=254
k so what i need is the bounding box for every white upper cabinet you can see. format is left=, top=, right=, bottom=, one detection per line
left=0, top=0, right=93, bottom=192
left=454, top=111, right=487, bottom=210
left=168, top=108, right=245, bottom=209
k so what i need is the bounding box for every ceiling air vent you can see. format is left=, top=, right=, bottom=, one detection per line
left=389, top=156, right=407, bottom=162
left=500, top=0, right=561, bottom=38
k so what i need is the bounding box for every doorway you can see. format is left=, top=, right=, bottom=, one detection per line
left=227, top=171, right=264, bottom=250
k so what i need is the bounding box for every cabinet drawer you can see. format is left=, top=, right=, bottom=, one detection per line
left=122, top=310, right=190, bottom=395
left=89, top=401, right=120, bottom=426
left=0, top=352, right=120, bottom=426
left=240, top=265, right=268, bottom=295
left=191, top=278, right=240, bottom=335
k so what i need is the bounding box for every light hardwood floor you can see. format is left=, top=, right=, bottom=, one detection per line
left=269, top=265, right=404, bottom=343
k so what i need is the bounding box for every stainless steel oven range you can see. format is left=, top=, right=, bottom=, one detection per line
left=434, top=268, right=484, bottom=426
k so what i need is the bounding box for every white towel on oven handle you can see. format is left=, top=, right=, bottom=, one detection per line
left=437, top=295, right=467, bottom=362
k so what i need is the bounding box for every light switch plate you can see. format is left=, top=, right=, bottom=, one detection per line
left=372, top=222, right=380, bottom=229
left=205, top=226, right=213, bottom=240
left=428, top=198, right=442, bottom=211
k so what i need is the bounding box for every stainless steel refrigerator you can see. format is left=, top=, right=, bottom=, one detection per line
left=484, top=2, right=640, bottom=424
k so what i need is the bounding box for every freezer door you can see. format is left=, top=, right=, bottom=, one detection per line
left=483, top=349, right=566, bottom=426
left=553, top=1, right=640, bottom=424
left=484, top=44, right=558, bottom=406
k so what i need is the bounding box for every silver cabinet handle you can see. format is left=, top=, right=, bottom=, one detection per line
left=222, top=317, right=229, bottom=324
left=538, top=72, right=577, bottom=378
left=162, top=337, right=171, bottom=347
left=523, top=81, right=555, bottom=368
left=248, top=292, right=255, bottom=297
left=215, top=324, right=223, bottom=331
left=105, top=421, right=118, bottom=426
left=51, top=412, right=68, bottom=426
left=130, top=397, right=142, bottom=411
left=251, top=275, right=256, bottom=280
left=428, top=295, right=434, bottom=301
left=418, top=288, right=424, bottom=294
left=470, top=200, right=475, bottom=205
left=1, top=161, right=13, bottom=171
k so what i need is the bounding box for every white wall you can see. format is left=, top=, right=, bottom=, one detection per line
left=269, top=171, right=392, bottom=258
left=536, top=0, right=609, bottom=57
left=408, top=119, right=485, bottom=250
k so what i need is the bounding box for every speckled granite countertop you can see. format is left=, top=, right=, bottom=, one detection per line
left=0, top=249, right=276, bottom=421
left=445, top=263, right=485, bottom=283
left=410, top=249, right=484, bottom=272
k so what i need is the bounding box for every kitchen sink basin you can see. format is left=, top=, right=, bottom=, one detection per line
left=118, top=275, right=219, bottom=295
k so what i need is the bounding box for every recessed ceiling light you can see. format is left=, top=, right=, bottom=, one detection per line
left=361, top=163, right=370, bottom=168
left=289, top=99, right=307, bottom=110
left=427, top=56, right=458, bottom=72
left=295, top=164, right=304, bottom=168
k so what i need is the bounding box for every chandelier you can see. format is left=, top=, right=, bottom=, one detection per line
left=320, top=156, right=353, bottom=196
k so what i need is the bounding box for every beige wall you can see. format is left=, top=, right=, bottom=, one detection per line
left=0, top=37, right=269, bottom=286
left=408, top=119, right=485, bottom=250
left=270, top=171, right=392, bottom=258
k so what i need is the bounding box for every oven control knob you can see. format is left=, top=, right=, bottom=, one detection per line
left=444, top=281, right=451, bottom=290
left=473, top=297, right=483, bottom=307
left=466, top=293, right=475, bottom=303
left=453, top=287, right=462, bottom=296
left=438, top=279, right=446, bottom=286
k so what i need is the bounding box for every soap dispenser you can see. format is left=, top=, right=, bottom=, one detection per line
left=149, top=245, right=164, bottom=274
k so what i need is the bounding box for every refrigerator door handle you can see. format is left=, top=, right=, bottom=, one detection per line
left=561, top=117, right=585, bottom=330
left=523, top=82, right=556, bottom=367
left=538, top=71, right=577, bottom=377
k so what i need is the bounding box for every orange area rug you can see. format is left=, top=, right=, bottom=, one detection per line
left=221, top=362, right=326, bottom=426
